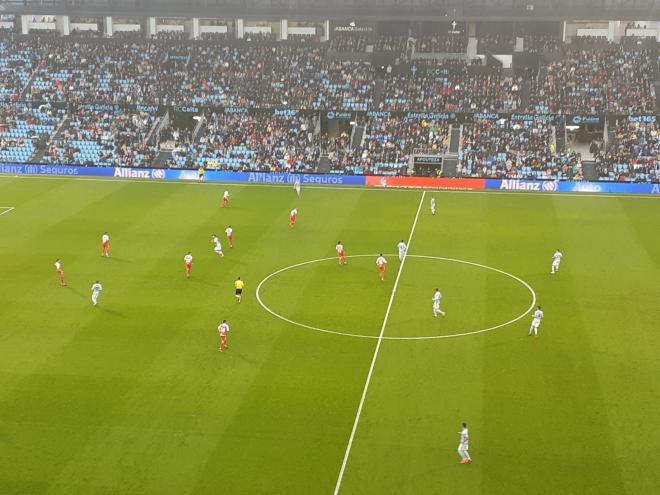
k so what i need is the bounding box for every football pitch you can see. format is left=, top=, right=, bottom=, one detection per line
left=1, top=175, right=659, bottom=494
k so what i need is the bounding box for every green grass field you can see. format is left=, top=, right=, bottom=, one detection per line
left=1, top=175, right=659, bottom=494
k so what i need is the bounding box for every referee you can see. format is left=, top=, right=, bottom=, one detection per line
left=234, top=276, right=245, bottom=303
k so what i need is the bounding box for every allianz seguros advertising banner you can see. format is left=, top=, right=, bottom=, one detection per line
left=1, top=163, right=657, bottom=194
left=485, top=179, right=660, bottom=194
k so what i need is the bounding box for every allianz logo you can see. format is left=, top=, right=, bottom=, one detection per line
left=114, top=168, right=164, bottom=179
left=499, top=180, right=557, bottom=191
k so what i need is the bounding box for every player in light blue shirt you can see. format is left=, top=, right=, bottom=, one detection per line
left=91, top=281, right=103, bottom=306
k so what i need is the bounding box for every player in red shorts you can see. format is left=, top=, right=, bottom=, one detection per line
left=101, top=232, right=110, bottom=257
left=336, top=241, right=346, bottom=265
left=218, top=320, right=230, bottom=351
left=290, top=208, right=298, bottom=227
left=376, top=254, right=387, bottom=281
left=225, top=225, right=233, bottom=248
left=54, top=259, right=66, bottom=286
left=222, top=190, right=229, bottom=208
left=184, top=252, right=193, bottom=278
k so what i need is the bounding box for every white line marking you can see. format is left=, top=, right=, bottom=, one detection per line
left=333, top=191, right=425, bottom=495
left=255, top=254, right=537, bottom=340
left=0, top=206, right=15, bottom=217
left=0, top=173, right=658, bottom=199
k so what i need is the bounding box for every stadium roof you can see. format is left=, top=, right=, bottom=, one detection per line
left=1, top=0, right=659, bottom=21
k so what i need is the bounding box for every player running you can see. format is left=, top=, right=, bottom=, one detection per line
left=551, top=249, right=563, bottom=274
left=430, top=196, right=436, bottom=216
left=54, top=259, right=66, bottom=287
left=433, top=288, right=446, bottom=317
left=225, top=225, right=233, bottom=248
left=458, top=423, right=472, bottom=464
left=212, top=235, right=224, bottom=258
left=184, top=252, right=193, bottom=278
left=91, top=280, right=102, bottom=306
left=234, top=276, right=244, bottom=303
left=218, top=320, right=230, bottom=351
left=376, top=254, right=387, bottom=281
left=289, top=208, right=298, bottom=227
left=336, top=241, right=346, bottom=265
left=101, top=232, right=110, bottom=257
left=397, top=240, right=407, bottom=261
left=222, top=190, right=230, bottom=208
left=529, top=306, right=544, bottom=337
left=294, top=177, right=301, bottom=197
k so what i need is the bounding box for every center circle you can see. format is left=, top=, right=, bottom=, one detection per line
left=256, top=254, right=537, bottom=340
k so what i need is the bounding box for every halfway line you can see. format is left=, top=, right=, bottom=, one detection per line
left=333, top=190, right=426, bottom=494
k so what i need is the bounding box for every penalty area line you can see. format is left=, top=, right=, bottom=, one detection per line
left=333, top=190, right=426, bottom=495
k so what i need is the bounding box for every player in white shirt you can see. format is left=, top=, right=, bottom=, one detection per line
left=458, top=423, right=472, bottom=463
left=101, top=232, right=110, bottom=257
left=54, top=259, right=66, bottom=286
left=91, top=280, right=103, bottom=306
left=551, top=249, right=563, bottom=274
left=294, top=178, right=301, bottom=197
left=184, top=252, right=193, bottom=278
left=222, top=190, right=229, bottom=207
left=432, top=288, right=446, bottom=317
left=336, top=241, right=346, bottom=265
left=397, top=240, right=407, bottom=261
left=225, top=225, right=233, bottom=248
left=212, top=235, right=224, bottom=258
left=218, top=320, right=230, bottom=351
left=376, top=254, right=387, bottom=281
left=529, top=306, right=544, bottom=337
left=430, top=196, right=436, bottom=216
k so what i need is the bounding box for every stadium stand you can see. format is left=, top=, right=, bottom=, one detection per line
left=46, top=107, right=156, bottom=166
left=0, top=29, right=655, bottom=181
left=595, top=120, right=659, bottom=182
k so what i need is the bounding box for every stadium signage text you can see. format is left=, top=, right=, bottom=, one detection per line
left=510, top=113, right=555, bottom=122
left=273, top=108, right=300, bottom=117
left=225, top=107, right=249, bottom=114
left=366, top=111, right=393, bottom=118
left=405, top=111, right=455, bottom=121
left=569, top=115, right=602, bottom=125
left=1, top=163, right=658, bottom=195
left=413, top=156, right=443, bottom=164
left=426, top=68, right=450, bottom=77
left=113, top=168, right=166, bottom=179
left=173, top=106, right=200, bottom=114
left=627, top=115, right=656, bottom=123
left=326, top=111, right=354, bottom=120
left=135, top=104, right=160, bottom=114
left=498, top=179, right=558, bottom=191
left=473, top=113, right=500, bottom=120
left=81, top=103, right=119, bottom=112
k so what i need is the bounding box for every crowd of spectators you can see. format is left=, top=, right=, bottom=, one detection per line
left=0, top=103, right=65, bottom=163
left=46, top=108, right=156, bottom=167
left=353, top=117, right=449, bottom=175
left=328, top=35, right=369, bottom=52
left=168, top=112, right=320, bottom=172
left=415, top=32, right=468, bottom=54
left=379, top=61, right=524, bottom=113
left=457, top=119, right=583, bottom=180
left=0, top=31, right=656, bottom=181
left=529, top=45, right=656, bottom=114
left=477, top=34, right=516, bottom=53
left=522, top=34, right=561, bottom=53
left=0, top=30, right=655, bottom=115
left=595, top=120, right=659, bottom=182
